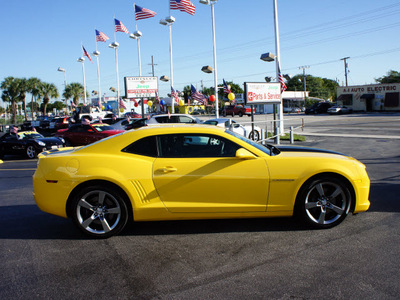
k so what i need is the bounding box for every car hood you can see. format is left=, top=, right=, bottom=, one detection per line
left=35, top=137, right=63, bottom=143
left=276, top=145, right=348, bottom=157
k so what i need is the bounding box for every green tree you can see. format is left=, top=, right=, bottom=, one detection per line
left=1, top=77, right=22, bottom=124
left=217, top=81, right=243, bottom=103
left=15, top=78, right=30, bottom=121
left=64, top=83, right=85, bottom=106
left=40, top=82, right=59, bottom=114
left=27, top=77, right=42, bottom=118
left=286, top=75, right=338, bottom=102
left=376, top=70, right=400, bottom=83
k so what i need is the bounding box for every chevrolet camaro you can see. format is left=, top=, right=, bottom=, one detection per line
left=33, top=125, right=370, bottom=238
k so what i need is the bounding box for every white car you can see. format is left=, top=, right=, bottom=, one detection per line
left=203, top=118, right=262, bottom=141
left=147, top=114, right=202, bottom=124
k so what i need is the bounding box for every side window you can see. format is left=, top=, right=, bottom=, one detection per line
left=178, top=116, right=195, bottom=123
left=155, top=116, right=169, bottom=123
left=158, top=134, right=241, bottom=158
left=122, top=136, right=158, bottom=157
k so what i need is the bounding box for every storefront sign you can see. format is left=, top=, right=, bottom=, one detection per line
left=124, top=77, right=158, bottom=98
left=244, top=82, right=281, bottom=105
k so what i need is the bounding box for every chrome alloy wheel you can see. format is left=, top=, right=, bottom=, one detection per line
left=304, top=181, right=349, bottom=226
left=26, top=145, right=37, bottom=159
left=76, top=190, right=122, bottom=235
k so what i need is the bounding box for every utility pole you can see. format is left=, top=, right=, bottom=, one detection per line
left=148, top=56, right=157, bottom=77
left=341, top=57, right=350, bottom=86
left=299, top=65, right=310, bottom=102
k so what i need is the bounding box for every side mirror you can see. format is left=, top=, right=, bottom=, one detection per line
left=235, top=148, right=256, bottom=160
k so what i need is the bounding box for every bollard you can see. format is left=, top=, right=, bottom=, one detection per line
left=290, top=126, right=294, bottom=144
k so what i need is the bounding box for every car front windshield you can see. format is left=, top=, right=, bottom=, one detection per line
left=18, top=132, right=44, bottom=140
left=225, top=130, right=273, bottom=156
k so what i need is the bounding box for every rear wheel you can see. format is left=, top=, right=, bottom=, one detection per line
left=238, top=111, right=243, bottom=117
left=296, top=176, right=351, bottom=228
left=71, top=185, right=129, bottom=238
left=26, top=145, right=37, bottom=159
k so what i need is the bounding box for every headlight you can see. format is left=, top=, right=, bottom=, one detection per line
left=38, top=141, right=46, bottom=146
left=60, top=138, right=65, bottom=143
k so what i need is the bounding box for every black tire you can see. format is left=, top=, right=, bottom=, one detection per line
left=296, top=176, right=351, bottom=229
left=26, top=145, right=37, bottom=159
left=71, top=185, right=129, bottom=238
left=238, top=111, right=243, bottom=117
left=249, top=130, right=260, bottom=141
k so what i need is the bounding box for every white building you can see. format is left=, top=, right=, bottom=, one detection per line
left=337, top=83, right=400, bottom=112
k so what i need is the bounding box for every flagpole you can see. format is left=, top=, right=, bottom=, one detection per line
left=94, top=29, right=102, bottom=109
left=273, top=0, right=284, bottom=137
left=210, top=1, right=219, bottom=118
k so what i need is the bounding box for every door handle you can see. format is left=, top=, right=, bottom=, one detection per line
left=160, top=166, right=177, bottom=173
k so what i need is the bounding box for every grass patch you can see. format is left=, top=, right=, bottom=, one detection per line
left=266, top=132, right=306, bottom=142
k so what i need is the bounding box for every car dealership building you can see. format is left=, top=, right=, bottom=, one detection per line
left=337, top=83, right=400, bottom=112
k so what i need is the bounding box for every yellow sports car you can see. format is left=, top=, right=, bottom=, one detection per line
left=33, top=125, right=370, bottom=238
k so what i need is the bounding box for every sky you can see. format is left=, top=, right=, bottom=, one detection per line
left=1, top=0, right=400, bottom=103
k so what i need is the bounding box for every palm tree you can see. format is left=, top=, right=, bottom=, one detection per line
left=15, top=78, right=30, bottom=121
left=64, top=83, right=85, bottom=107
left=27, top=77, right=42, bottom=118
left=1, top=77, right=20, bottom=124
left=40, top=82, right=59, bottom=114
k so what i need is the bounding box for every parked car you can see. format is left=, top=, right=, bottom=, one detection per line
left=203, top=118, right=262, bottom=141
left=33, top=125, right=370, bottom=238
left=305, top=102, right=332, bottom=114
left=0, top=130, right=65, bottom=159
left=110, top=118, right=148, bottom=130
left=55, top=123, right=124, bottom=146
left=124, top=112, right=141, bottom=119
left=222, top=104, right=254, bottom=117
left=147, top=113, right=202, bottom=124
left=32, top=116, right=51, bottom=129
left=49, top=117, right=70, bottom=131
left=327, top=105, right=353, bottom=115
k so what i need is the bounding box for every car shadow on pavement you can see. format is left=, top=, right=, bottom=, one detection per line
left=368, top=182, right=400, bottom=213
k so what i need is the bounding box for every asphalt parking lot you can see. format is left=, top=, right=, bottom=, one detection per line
left=1, top=113, right=400, bottom=299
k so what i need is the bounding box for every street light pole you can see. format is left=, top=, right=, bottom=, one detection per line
left=273, top=0, right=284, bottom=137
left=92, top=51, right=102, bottom=107
left=109, top=42, right=120, bottom=114
left=200, top=0, right=219, bottom=117
left=57, top=67, right=67, bottom=110
left=77, top=57, right=87, bottom=105
left=160, top=16, right=175, bottom=112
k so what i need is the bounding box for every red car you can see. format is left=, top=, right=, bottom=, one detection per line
left=222, top=105, right=254, bottom=117
left=55, top=123, right=124, bottom=146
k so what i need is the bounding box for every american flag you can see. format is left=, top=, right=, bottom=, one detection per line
left=134, top=5, right=157, bottom=21
left=114, top=18, right=129, bottom=34
left=155, top=91, right=161, bottom=102
left=278, top=65, right=287, bottom=93
left=119, top=98, right=127, bottom=110
left=223, top=79, right=231, bottom=94
left=171, top=86, right=179, bottom=104
left=170, top=0, right=195, bottom=16
left=191, top=85, right=207, bottom=105
left=95, top=30, right=109, bottom=42
left=82, top=46, right=93, bottom=63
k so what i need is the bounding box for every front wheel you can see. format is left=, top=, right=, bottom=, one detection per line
left=249, top=130, right=260, bottom=141
left=71, top=185, right=129, bottom=238
left=26, top=145, right=37, bottom=159
left=296, top=176, right=351, bottom=229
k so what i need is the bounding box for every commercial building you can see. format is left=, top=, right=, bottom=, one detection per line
left=337, top=83, right=400, bottom=112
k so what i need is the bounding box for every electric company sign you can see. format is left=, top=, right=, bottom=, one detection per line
left=244, top=82, right=281, bottom=104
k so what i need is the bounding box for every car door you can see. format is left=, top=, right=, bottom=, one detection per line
left=152, top=133, right=269, bottom=213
